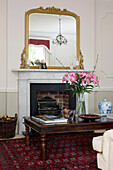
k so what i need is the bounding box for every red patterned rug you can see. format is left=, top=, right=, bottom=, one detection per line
left=0, top=132, right=101, bottom=170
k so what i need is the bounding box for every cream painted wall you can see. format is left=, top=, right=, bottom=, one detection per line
left=0, top=93, right=7, bottom=115
left=0, top=0, right=113, bottom=116
left=95, top=0, right=113, bottom=88
left=92, top=0, right=113, bottom=113
left=0, top=0, right=7, bottom=90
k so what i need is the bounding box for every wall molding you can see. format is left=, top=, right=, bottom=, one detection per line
left=94, top=87, right=113, bottom=92
left=0, top=87, right=113, bottom=93
left=101, top=12, right=113, bottom=77
left=0, top=89, right=18, bottom=93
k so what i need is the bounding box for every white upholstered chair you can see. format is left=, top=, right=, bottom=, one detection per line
left=92, top=129, right=113, bottom=170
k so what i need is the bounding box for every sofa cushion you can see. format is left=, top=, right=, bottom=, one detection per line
left=97, top=153, right=108, bottom=170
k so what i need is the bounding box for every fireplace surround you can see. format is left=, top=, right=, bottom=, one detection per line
left=12, top=69, right=89, bottom=134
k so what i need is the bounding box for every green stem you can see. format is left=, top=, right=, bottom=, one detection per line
left=76, top=93, right=85, bottom=115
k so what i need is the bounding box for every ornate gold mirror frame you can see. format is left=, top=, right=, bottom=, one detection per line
left=20, top=6, right=84, bottom=69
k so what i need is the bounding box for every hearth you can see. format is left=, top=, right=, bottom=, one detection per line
left=30, top=83, right=76, bottom=117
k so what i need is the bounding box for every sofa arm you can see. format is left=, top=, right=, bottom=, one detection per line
left=92, top=136, right=103, bottom=152
left=104, top=129, right=113, bottom=139
left=103, top=129, right=113, bottom=162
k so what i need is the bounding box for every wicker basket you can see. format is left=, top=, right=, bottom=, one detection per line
left=0, top=114, right=17, bottom=138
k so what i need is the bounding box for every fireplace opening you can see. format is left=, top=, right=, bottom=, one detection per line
left=38, top=96, right=61, bottom=116
left=30, top=83, right=76, bottom=117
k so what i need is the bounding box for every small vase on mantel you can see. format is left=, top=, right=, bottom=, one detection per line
left=75, top=93, right=86, bottom=117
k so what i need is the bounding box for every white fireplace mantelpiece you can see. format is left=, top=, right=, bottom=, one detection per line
left=12, top=69, right=90, bottom=134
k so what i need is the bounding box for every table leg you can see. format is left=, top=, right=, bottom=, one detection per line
left=25, top=125, right=30, bottom=146
left=40, top=134, right=47, bottom=161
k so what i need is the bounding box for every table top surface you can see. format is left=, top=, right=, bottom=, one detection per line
left=24, top=116, right=113, bottom=135
left=24, top=116, right=113, bottom=126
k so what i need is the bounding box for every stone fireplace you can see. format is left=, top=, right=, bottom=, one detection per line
left=13, top=69, right=89, bottom=134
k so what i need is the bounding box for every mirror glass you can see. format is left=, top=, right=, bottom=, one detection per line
left=29, top=13, right=76, bottom=67
left=20, top=7, right=84, bottom=69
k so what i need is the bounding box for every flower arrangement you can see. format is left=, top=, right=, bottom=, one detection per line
left=62, top=72, right=99, bottom=115
left=33, top=59, right=47, bottom=69
left=34, top=59, right=41, bottom=65
left=62, top=72, right=99, bottom=97
left=34, top=59, right=45, bottom=65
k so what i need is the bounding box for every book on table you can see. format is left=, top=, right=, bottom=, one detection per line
left=32, top=115, right=68, bottom=124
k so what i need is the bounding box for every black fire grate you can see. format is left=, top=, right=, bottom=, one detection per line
left=38, top=96, right=61, bottom=116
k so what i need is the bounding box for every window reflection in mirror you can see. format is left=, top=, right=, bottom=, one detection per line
left=29, top=38, right=51, bottom=66
left=29, top=13, right=76, bottom=67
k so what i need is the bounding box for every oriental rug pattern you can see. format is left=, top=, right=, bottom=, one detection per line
left=0, top=132, right=100, bottom=170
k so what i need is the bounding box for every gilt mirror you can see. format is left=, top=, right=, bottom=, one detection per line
left=20, top=7, right=84, bottom=69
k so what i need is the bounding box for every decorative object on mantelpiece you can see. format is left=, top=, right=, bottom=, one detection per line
left=98, top=99, right=112, bottom=114
left=41, top=62, right=47, bottom=69
left=0, top=114, right=17, bottom=138
left=34, top=59, right=41, bottom=68
left=32, top=59, right=47, bottom=69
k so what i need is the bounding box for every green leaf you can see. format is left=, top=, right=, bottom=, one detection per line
left=82, top=76, right=86, bottom=79
left=77, top=73, right=80, bottom=79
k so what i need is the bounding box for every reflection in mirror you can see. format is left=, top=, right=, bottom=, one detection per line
left=29, top=13, right=76, bottom=67
left=52, top=15, right=67, bottom=45
left=29, top=37, right=51, bottom=66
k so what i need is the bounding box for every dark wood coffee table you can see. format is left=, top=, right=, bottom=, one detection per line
left=24, top=116, right=113, bottom=161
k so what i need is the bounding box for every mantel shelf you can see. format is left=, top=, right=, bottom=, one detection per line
left=12, top=69, right=92, bottom=73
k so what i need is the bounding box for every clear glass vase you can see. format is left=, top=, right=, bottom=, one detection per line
left=75, top=93, right=86, bottom=116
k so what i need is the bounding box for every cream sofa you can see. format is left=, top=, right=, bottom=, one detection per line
left=92, top=129, right=113, bottom=170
